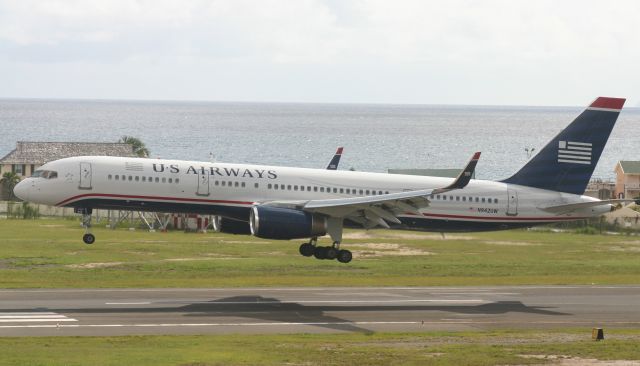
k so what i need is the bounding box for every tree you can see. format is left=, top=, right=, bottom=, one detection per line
left=119, top=136, right=150, bottom=158
left=1, top=171, right=21, bottom=200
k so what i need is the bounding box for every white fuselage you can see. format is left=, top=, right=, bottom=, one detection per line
left=15, top=156, right=608, bottom=232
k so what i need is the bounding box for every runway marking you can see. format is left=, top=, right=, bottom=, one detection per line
left=0, top=312, right=77, bottom=323
left=105, top=302, right=151, bottom=305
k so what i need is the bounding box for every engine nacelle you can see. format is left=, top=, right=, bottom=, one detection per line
left=211, top=216, right=251, bottom=235
left=250, top=206, right=327, bottom=240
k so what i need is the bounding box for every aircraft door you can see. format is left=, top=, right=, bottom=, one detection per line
left=196, top=171, right=210, bottom=196
left=506, top=188, right=518, bottom=216
left=79, top=162, right=92, bottom=190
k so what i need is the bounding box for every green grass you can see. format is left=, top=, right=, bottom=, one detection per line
left=1, top=330, right=639, bottom=365
left=1, top=219, right=640, bottom=288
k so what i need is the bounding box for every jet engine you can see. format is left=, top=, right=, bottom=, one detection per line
left=250, top=206, right=327, bottom=240
left=211, top=216, right=251, bottom=235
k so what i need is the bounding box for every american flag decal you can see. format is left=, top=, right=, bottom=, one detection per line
left=558, top=140, right=592, bottom=165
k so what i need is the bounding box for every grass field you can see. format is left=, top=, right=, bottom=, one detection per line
left=1, top=329, right=639, bottom=366
left=1, top=218, right=640, bottom=288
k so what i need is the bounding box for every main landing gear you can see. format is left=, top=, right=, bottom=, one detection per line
left=299, top=237, right=352, bottom=263
left=77, top=208, right=95, bottom=244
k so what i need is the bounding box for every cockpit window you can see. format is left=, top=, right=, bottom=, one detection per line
left=32, top=170, right=58, bottom=179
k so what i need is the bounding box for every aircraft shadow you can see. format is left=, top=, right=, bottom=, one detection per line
left=17, top=296, right=569, bottom=333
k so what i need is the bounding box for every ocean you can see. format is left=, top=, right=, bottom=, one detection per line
left=1, top=99, right=638, bottom=180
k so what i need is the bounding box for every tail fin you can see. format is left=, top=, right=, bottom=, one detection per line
left=326, top=147, right=343, bottom=170
left=502, top=97, right=625, bottom=195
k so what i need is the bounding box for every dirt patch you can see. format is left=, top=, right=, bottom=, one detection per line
left=39, top=224, right=66, bottom=228
left=482, top=240, right=538, bottom=246
left=608, top=246, right=640, bottom=253
left=519, top=355, right=640, bottom=365
left=349, top=242, right=434, bottom=257
left=66, top=262, right=123, bottom=269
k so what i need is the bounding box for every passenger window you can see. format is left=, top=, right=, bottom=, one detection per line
left=378, top=191, right=383, bottom=195
left=222, top=181, right=226, bottom=186
left=365, top=190, right=370, bottom=195
left=142, top=176, right=146, bottom=182
left=456, top=196, right=460, bottom=201
left=475, top=197, right=479, bottom=202
left=162, top=177, right=166, bottom=183
left=495, top=198, right=498, bottom=204
left=481, top=198, right=485, bottom=203
left=307, top=186, right=311, bottom=191
left=339, top=188, right=344, bottom=194
left=215, top=180, right=219, bottom=186
left=487, top=198, right=492, bottom=203
left=128, top=176, right=132, bottom=181
left=168, top=178, right=172, bottom=183
left=385, top=191, right=389, bottom=194
left=314, top=186, right=318, bottom=192
left=449, top=196, right=453, bottom=200
left=442, top=195, right=446, bottom=200
left=333, top=188, right=337, bottom=193
left=294, top=185, right=298, bottom=191
left=135, top=176, right=140, bottom=182
left=320, top=187, right=324, bottom=192
left=234, top=182, right=239, bottom=187
left=254, top=183, right=258, bottom=188
left=108, top=174, right=112, bottom=180
left=268, top=183, right=272, bottom=189
left=241, top=182, right=245, bottom=188
left=175, top=178, right=179, bottom=184
left=359, top=189, right=363, bottom=195
left=462, top=197, right=466, bottom=201
left=287, top=185, right=292, bottom=190
left=274, top=184, right=278, bottom=190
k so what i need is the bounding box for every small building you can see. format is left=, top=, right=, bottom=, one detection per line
left=388, top=168, right=475, bottom=179
left=0, top=141, right=137, bottom=178
left=615, top=161, right=640, bottom=199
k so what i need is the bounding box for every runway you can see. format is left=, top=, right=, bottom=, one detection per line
left=1, top=286, right=639, bottom=336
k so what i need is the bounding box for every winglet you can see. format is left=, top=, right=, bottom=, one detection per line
left=434, top=152, right=480, bottom=193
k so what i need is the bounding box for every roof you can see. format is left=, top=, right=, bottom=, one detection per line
left=0, top=141, right=137, bottom=165
left=387, top=168, right=474, bottom=178
left=618, top=161, right=640, bottom=175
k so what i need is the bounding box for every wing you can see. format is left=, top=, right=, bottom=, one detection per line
left=265, top=152, right=481, bottom=229
left=540, top=199, right=638, bottom=215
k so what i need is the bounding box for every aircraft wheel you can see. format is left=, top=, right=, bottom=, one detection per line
left=313, top=246, right=327, bottom=260
left=299, top=243, right=315, bottom=257
left=337, top=249, right=352, bottom=263
left=83, top=233, right=95, bottom=245
left=325, top=247, right=338, bottom=260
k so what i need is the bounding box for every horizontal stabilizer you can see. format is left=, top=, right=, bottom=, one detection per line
left=540, top=199, right=637, bottom=214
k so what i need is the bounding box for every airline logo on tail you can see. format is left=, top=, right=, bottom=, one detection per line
left=558, top=140, right=592, bottom=165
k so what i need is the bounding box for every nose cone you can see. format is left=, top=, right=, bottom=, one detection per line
left=13, top=179, right=29, bottom=201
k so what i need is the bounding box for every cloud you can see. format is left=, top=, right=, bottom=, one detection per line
left=0, top=0, right=638, bottom=104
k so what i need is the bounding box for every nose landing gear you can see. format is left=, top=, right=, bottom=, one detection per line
left=76, top=208, right=95, bottom=245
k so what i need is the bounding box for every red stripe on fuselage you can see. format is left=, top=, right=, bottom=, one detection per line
left=56, top=193, right=254, bottom=207
left=401, top=212, right=587, bottom=222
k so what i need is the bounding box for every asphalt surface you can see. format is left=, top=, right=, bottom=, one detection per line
left=1, top=286, right=639, bottom=336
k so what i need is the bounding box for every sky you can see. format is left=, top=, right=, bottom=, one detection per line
left=0, top=0, right=638, bottom=106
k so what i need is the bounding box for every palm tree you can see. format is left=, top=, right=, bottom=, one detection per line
left=1, top=171, right=21, bottom=200
left=119, top=136, right=150, bottom=158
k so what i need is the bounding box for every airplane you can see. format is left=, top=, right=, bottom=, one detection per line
left=13, top=97, right=634, bottom=264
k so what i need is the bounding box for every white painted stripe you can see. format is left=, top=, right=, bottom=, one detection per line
left=558, top=150, right=591, bottom=156
left=587, top=107, right=621, bottom=112
left=0, top=315, right=68, bottom=319
left=0, top=312, right=59, bottom=315
left=0, top=318, right=77, bottom=323
left=558, top=159, right=590, bottom=165
left=105, top=302, right=151, bottom=305
left=558, top=154, right=590, bottom=160
left=567, top=141, right=592, bottom=147
left=563, top=146, right=592, bottom=151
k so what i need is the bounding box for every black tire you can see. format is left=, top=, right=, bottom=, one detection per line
left=313, top=246, right=327, bottom=260
left=299, top=243, right=315, bottom=257
left=83, top=233, right=95, bottom=245
left=337, top=249, right=352, bottom=263
left=325, top=247, right=338, bottom=260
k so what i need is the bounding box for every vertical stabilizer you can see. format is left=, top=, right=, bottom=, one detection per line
left=502, top=97, right=625, bottom=195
